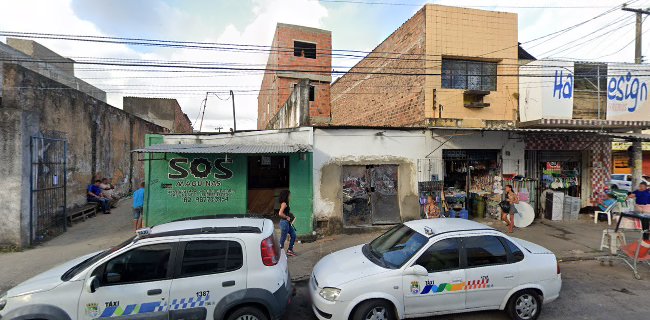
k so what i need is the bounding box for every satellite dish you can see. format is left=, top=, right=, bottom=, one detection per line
left=513, top=202, right=535, bottom=228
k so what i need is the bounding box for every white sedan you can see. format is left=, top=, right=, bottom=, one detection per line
left=310, top=219, right=561, bottom=320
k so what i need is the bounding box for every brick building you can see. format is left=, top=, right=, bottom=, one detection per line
left=257, top=23, right=332, bottom=129
left=331, top=4, right=520, bottom=128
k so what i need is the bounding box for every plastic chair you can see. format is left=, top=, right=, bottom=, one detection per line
left=594, top=202, right=617, bottom=225
left=600, top=229, right=627, bottom=254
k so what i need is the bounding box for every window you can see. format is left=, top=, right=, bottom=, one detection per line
left=442, top=59, right=497, bottom=91
left=464, top=236, right=508, bottom=267
left=611, top=175, right=622, bottom=180
left=294, top=41, right=316, bottom=59
left=366, top=224, right=428, bottom=269
left=309, top=85, right=315, bottom=102
left=180, top=241, right=243, bottom=277
left=499, top=237, right=524, bottom=263
left=415, top=238, right=460, bottom=273
left=103, top=243, right=171, bottom=285
left=627, top=175, right=633, bottom=182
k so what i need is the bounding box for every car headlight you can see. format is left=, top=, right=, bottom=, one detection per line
left=0, top=293, right=7, bottom=311
left=319, top=287, right=341, bottom=301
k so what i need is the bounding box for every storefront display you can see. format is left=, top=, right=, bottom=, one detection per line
left=442, top=149, right=502, bottom=218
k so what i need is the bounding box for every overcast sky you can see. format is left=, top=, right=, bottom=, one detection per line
left=1, top=0, right=649, bottom=131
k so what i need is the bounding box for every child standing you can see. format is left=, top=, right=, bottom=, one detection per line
left=133, top=182, right=145, bottom=230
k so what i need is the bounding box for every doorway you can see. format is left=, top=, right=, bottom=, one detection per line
left=247, top=156, right=289, bottom=216
left=342, top=164, right=400, bottom=226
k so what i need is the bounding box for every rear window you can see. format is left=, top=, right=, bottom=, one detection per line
left=464, top=236, right=508, bottom=267
left=180, top=240, right=243, bottom=277
left=500, top=237, right=525, bottom=262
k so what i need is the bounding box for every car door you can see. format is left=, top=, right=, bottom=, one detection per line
left=78, top=241, right=177, bottom=320
left=169, top=238, right=247, bottom=320
left=403, top=237, right=466, bottom=317
left=463, top=235, right=518, bottom=310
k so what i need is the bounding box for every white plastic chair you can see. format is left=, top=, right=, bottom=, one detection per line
left=594, top=202, right=617, bottom=225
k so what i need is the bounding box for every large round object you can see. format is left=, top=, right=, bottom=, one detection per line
left=513, top=202, right=535, bottom=228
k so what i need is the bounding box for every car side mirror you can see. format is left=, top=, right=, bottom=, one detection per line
left=106, top=273, right=121, bottom=284
left=404, top=265, right=428, bottom=277
left=85, top=275, right=100, bottom=293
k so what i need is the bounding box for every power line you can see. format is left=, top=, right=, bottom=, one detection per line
left=318, top=0, right=615, bottom=8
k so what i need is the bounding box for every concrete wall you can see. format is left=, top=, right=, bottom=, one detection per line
left=331, top=8, right=426, bottom=127
left=312, top=128, right=525, bottom=228
left=0, top=39, right=106, bottom=102
left=7, top=38, right=75, bottom=76
left=0, top=63, right=166, bottom=247
left=123, top=97, right=193, bottom=133
left=267, top=79, right=309, bottom=129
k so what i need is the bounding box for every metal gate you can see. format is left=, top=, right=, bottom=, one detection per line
left=341, top=165, right=400, bottom=227
left=30, top=137, right=67, bottom=243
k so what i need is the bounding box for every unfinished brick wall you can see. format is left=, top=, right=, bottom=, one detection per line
left=258, top=23, right=332, bottom=129
left=331, top=8, right=427, bottom=127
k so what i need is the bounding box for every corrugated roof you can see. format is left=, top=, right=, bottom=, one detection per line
left=600, top=132, right=650, bottom=141
left=132, top=144, right=312, bottom=154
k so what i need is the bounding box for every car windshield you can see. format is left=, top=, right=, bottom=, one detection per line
left=61, top=236, right=135, bottom=281
left=365, top=224, right=428, bottom=269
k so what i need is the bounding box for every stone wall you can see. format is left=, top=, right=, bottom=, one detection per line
left=0, top=63, right=166, bottom=247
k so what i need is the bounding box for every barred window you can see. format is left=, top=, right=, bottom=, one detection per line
left=442, top=59, right=497, bottom=91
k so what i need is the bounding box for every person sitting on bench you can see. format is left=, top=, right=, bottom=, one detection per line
left=88, top=179, right=110, bottom=214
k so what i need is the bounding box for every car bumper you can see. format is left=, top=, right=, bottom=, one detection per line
left=309, top=277, right=349, bottom=320
left=542, top=275, right=562, bottom=304
left=271, top=277, right=293, bottom=320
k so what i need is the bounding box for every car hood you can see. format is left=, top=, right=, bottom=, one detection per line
left=512, top=238, right=554, bottom=254
left=312, top=244, right=389, bottom=288
left=6, top=251, right=99, bottom=297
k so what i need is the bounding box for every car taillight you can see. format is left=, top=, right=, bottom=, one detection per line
left=557, top=261, right=561, bottom=274
left=261, top=235, right=280, bottom=266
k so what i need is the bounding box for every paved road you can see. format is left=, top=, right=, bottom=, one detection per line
left=285, top=260, right=650, bottom=320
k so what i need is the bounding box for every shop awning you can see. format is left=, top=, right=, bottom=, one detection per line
left=132, top=143, right=312, bottom=154
left=599, top=132, right=650, bottom=142
left=518, top=118, right=650, bottom=130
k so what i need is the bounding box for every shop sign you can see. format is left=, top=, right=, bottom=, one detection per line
left=164, top=156, right=236, bottom=204
left=607, top=63, right=650, bottom=121
left=519, top=60, right=574, bottom=122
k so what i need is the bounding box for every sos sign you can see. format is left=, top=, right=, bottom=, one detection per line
left=168, top=157, right=233, bottom=180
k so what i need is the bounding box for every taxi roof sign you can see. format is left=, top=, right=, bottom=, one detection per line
left=136, top=227, right=152, bottom=238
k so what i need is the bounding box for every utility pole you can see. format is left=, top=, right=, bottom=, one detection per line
left=230, top=90, right=237, bottom=132
left=199, top=92, right=208, bottom=132
left=623, top=5, right=650, bottom=188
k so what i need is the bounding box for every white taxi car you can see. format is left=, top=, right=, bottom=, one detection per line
left=310, top=219, right=561, bottom=320
left=0, top=218, right=291, bottom=320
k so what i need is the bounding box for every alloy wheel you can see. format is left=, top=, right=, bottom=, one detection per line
left=365, top=306, right=388, bottom=320
left=515, top=293, right=538, bottom=320
left=235, top=315, right=260, bottom=320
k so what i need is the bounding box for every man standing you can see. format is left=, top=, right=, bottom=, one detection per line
left=133, top=182, right=145, bottom=230
left=629, top=182, right=650, bottom=212
left=87, top=180, right=110, bottom=214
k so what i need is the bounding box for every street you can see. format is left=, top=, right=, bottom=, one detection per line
left=1, top=200, right=649, bottom=320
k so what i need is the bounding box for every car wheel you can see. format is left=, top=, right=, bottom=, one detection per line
left=507, top=289, right=542, bottom=320
left=226, top=306, right=268, bottom=320
left=611, top=185, right=618, bottom=190
left=352, top=300, right=396, bottom=320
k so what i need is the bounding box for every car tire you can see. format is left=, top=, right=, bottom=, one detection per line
left=226, top=306, right=268, bottom=320
left=352, top=299, right=396, bottom=320
left=611, top=185, right=618, bottom=190
left=507, top=289, right=543, bottom=320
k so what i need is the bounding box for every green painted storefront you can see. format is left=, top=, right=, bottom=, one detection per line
left=142, top=134, right=314, bottom=235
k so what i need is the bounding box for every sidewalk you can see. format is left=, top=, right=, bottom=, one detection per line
left=288, top=215, right=638, bottom=281
left=0, top=199, right=134, bottom=293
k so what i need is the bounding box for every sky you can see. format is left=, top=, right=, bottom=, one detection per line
left=1, top=0, right=650, bottom=131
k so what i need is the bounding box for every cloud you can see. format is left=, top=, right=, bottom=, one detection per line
left=1, top=0, right=649, bottom=132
